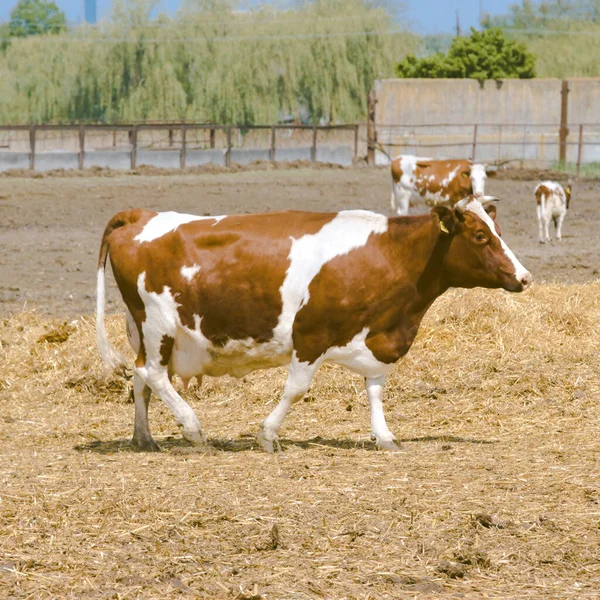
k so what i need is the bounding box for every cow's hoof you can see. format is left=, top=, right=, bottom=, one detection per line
left=377, top=439, right=403, bottom=452
left=132, top=437, right=161, bottom=452
left=257, top=430, right=282, bottom=454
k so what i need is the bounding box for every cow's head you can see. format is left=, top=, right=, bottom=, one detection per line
left=433, top=197, right=532, bottom=292
left=469, top=163, right=498, bottom=197
left=565, top=183, right=572, bottom=209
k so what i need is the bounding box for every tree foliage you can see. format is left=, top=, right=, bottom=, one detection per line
left=483, top=0, right=600, bottom=29
left=8, top=0, right=67, bottom=37
left=484, top=0, right=600, bottom=78
left=0, top=0, right=418, bottom=124
left=396, top=27, right=535, bottom=81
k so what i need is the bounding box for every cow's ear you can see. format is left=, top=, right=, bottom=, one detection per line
left=485, top=203, right=497, bottom=220
left=432, top=206, right=456, bottom=235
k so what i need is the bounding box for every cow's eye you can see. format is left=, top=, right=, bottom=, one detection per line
left=462, top=172, right=469, bottom=177
left=475, top=232, right=487, bottom=243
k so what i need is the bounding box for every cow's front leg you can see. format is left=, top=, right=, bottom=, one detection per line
left=392, top=184, right=411, bottom=216
left=259, top=355, right=320, bottom=453
left=366, top=375, right=401, bottom=451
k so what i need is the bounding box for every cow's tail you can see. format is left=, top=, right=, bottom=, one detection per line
left=96, top=212, right=136, bottom=371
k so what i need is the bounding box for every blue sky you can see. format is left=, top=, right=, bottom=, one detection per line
left=0, top=1, right=517, bottom=34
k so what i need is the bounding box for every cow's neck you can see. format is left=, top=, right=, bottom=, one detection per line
left=387, top=214, right=450, bottom=304
left=365, top=215, right=450, bottom=362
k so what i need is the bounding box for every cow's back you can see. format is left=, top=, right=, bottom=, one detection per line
left=534, top=181, right=566, bottom=216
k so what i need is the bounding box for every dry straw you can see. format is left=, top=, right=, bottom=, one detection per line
left=1, top=282, right=599, bottom=598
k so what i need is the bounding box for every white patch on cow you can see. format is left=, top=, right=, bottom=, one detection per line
left=322, top=327, right=391, bottom=379
left=535, top=181, right=567, bottom=208
left=135, top=211, right=226, bottom=243
left=136, top=272, right=179, bottom=363
left=173, top=312, right=291, bottom=379
left=180, top=264, right=201, bottom=282
left=470, top=163, right=487, bottom=196
left=134, top=272, right=204, bottom=437
left=274, top=210, right=388, bottom=342
left=462, top=199, right=530, bottom=282
left=442, top=165, right=461, bottom=187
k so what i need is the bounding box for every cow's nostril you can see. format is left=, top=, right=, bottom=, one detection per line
left=520, top=272, right=532, bottom=289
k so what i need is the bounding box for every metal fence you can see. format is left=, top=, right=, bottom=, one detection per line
left=369, top=121, right=600, bottom=175
left=0, top=123, right=361, bottom=171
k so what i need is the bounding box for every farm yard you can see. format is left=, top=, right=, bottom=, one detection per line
left=1, top=164, right=600, bottom=598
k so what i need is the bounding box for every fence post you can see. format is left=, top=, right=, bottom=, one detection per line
left=78, top=125, right=85, bottom=170
left=29, top=125, right=36, bottom=171
left=576, top=124, right=583, bottom=177
left=180, top=124, right=187, bottom=169
left=225, top=126, right=232, bottom=167
left=311, top=126, right=317, bottom=162
left=353, top=124, right=359, bottom=161
left=130, top=126, right=138, bottom=170
left=168, top=128, right=173, bottom=148
left=270, top=126, right=276, bottom=162
left=559, top=80, right=570, bottom=164
left=210, top=127, right=215, bottom=149
left=471, top=124, right=478, bottom=161
left=367, top=89, right=376, bottom=165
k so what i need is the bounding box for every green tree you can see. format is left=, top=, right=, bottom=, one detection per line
left=396, top=27, right=536, bottom=81
left=9, top=0, right=67, bottom=37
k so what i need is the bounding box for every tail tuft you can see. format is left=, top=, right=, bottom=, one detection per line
left=96, top=267, right=127, bottom=371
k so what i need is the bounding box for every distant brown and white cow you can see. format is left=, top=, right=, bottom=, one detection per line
left=390, top=155, right=498, bottom=216
left=534, top=180, right=571, bottom=243
left=96, top=199, right=531, bottom=453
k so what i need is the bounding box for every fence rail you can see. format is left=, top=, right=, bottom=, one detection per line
left=0, top=123, right=360, bottom=171
left=369, top=121, right=600, bottom=175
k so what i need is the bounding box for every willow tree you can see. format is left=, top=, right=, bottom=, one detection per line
left=0, top=0, right=419, bottom=124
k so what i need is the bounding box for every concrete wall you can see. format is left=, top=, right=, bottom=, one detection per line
left=0, top=146, right=353, bottom=172
left=374, top=78, right=600, bottom=166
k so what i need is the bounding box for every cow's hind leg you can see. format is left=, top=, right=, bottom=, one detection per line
left=366, top=376, right=401, bottom=451
left=258, top=355, right=320, bottom=453
left=139, top=363, right=207, bottom=448
left=555, top=213, right=565, bottom=241
left=536, top=204, right=546, bottom=243
left=131, top=371, right=160, bottom=452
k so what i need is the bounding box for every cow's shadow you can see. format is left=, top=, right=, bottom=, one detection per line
left=74, top=433, right=496, bottom=455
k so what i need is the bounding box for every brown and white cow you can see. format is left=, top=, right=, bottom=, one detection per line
left=390, top=155, right=498, bottom=215
left=96, top=199, right=531, bottom=453
left=534, top=180, right=571, bottom=243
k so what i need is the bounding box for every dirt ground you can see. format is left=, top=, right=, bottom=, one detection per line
left=1, top=164, right=600, bottom=599
left=0, top=163, right=598, bottom=316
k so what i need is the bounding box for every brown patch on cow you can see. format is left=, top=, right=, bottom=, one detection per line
left=535, top=184, right=551, bottom=206
left=160, top=335, right=175, bottom=366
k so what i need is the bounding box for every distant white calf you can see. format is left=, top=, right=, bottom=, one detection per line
left=534, top=181, right=572, bottom=243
